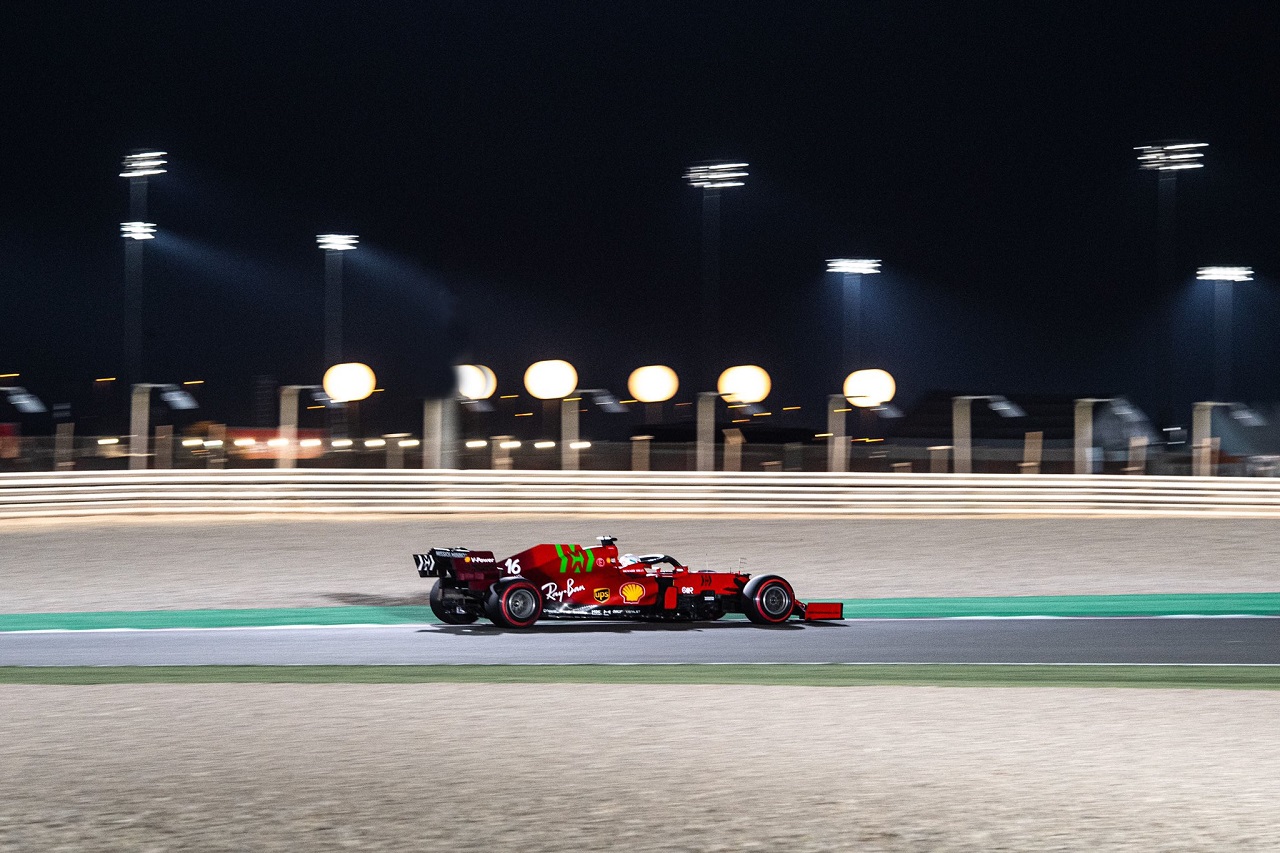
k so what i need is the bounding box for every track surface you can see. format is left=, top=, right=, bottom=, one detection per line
left=3, top=617, right=1279, bottom=666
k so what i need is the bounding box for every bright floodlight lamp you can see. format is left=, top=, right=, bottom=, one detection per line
left=1, top=387, right=46, bottom=415
left=309, top=388, right=338, bottom=407
left=317, top=233, right=358, bottom=251
left=523, top=360, right=578, bottom=400
left=323, top=362, right=377, bottom=403
left=683, top=161, right=749, bottom=189
left=1197, top=266, right=1254, bottom=282
left=627, top=365, right=679, bottom=403
left=120, top=221, right=156, bottom=240
left=579, top=389, right=628, bottom=414
left=717, top=365, right=771, bottom=404
left=827, top=258, right=881, bottom=275
left=119, top=151, right=167, bottom=178
left=1135, top=141, right=1208, bottom=171
left=455, top=364, right=497, bottom=400
left=1198, top=266, right=1254, bottom=400
left=1227, top=402, right=1267, bottom=427
left=986, top=395, right=1026, bottom=418
left=158, top=385, right=198, bottom=410
left=844, top=369, right=896, bottom=408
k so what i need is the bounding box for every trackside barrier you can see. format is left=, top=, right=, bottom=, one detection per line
left=6, top=470, right=1280, bottom=518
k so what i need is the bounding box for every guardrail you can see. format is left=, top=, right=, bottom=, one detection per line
left=5, top=469, right=1280, bottom=518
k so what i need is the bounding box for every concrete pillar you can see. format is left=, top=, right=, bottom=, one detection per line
left=827, top=394, right=847, bottom=473
left=1126, top=435, right=1148, bottom=474
left=422, top=398, right=458, bottom=469
left=631, top=435, right=652, bottom=471
left=696, top=392, right=716, bottom=472
left=387, top=440, right=404, bottom=469
left=153, top=424, right=173, bottom=469
left=54, top=422, right=74, bottom=471
left=952, top=397, right=972, bottom=475
left=277, top=386, right=301, bottom=469
left=1192, top=402, right=1216, bottom=477
left=561, top=397, right=580, bottom=471
left=1074, top=399, right=1095, bottom=474
left=492, top=435, right=513, bottom=470
left=207, top=423, right=226, bottom=469
left=1021, top=430, right=1043, bottom=474
left=129, top=384, right=150, bottom=470
left=723, top=428, right=745, bottom=472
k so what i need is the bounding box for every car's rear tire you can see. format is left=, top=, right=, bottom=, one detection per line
left=741, top=575, right=795, bottom=624
left=485, top=579, right=543, bottom=629
left=430, top=581, right=478, bottom=625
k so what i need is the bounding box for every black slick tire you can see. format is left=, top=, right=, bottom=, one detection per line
left=485, top=579, right=543, bottom=629
left=741, top=575, right=795, bottom=624
left=429, top=580, right=478, bottom=625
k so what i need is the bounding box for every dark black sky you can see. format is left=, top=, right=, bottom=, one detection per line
left=3, top=1, right=1279, bottom=432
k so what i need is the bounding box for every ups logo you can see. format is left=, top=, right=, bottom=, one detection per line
left=593, top=588, right=610, bottom=603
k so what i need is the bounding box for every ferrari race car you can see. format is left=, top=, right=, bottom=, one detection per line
left=414, top=536, right=844, bottom=628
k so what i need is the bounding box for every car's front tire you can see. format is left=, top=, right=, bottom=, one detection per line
left=429, top=581, right=479, bottom=625
left=741, top=575, right=795, bottom=624
left=485, top=579, right=543, bottom=629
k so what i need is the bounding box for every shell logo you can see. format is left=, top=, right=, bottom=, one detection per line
left=619, top=582, right=645, bottom=604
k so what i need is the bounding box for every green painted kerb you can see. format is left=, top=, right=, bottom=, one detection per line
left=0, top=593, right=1278, bottom=632
left=0, top=605, right=437, bottom=632
left=839, top=592, right=1280, bottom=619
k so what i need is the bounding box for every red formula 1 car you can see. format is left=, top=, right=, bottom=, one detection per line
left=414, top=536, right=844, bottom=628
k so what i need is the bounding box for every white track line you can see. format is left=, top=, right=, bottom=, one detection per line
left=2, top=614, right=1279, bottom=635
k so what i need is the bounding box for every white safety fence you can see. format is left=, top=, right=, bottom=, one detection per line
left=5, top=469, right=1280, bottom=518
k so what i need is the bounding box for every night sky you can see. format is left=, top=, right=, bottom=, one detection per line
left=3, top=1, right=1279, bottom=434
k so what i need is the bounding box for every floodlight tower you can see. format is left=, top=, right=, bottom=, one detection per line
left=119, top=150, right=167, bottom=384
left=316, top=233, right=358, bottom=368
left=1136, top=140, right=1206, bottom=281
left=684, top=161, right=747, bottom=388
left=826, top=259, right=882, bottom=376
left=1136, top=141, right=1206, bottom=408
left=1197, top=266, right=1253, bottom=401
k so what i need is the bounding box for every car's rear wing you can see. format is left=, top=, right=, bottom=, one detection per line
left=414, top=547, right=498, bottom=578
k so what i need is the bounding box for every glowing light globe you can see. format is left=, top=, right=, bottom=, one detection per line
left=523, top=359, right=578, bottom=400
left=717, top=365, right=771, bottom=404
left=323, top=362, right=377, bottom=403
left=844, top=369, right=896, bottom=408
left=627, top=365, right=679, bottom=403
left=455, top=364, right=497, bottom=400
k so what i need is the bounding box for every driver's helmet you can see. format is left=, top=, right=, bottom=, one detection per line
left=619, top=553, right=640, bottom=566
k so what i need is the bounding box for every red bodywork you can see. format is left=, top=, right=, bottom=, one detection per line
left=415, top=538, right=843, bottom=624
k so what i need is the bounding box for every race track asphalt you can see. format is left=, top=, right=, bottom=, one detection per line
left=2, top=617, right=1278, bottom=666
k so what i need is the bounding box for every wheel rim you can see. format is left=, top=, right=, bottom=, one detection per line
left=507, top=588, right=538, bottom=621
left=760, top=584, right=791, bottom=617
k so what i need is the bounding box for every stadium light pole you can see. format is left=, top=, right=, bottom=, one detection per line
left=1137, top=141, right=1206, bottom=409
left=826, top=259, right=882, bottom=375
left=1197, top=266, right=1253, bottom=401
left=317, top=234, right=358, bottom=368
left=119, top=151, right=166, bottom=385
left=684, top=161, right=747, bottom=388
left=128, top=383, right=197, bottom=471
left=951, top=395, right=1026, bottom=475
left=1136, top=142, right=1207, bottom=261
left=276, top=384, right=331, bottom=469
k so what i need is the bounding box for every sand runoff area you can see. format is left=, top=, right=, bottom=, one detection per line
left=4, top=515, right=1280, bottom=613
left=4, top=516, right=1278, bottom=850
left=1, top=683, right=1277, bottom=851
